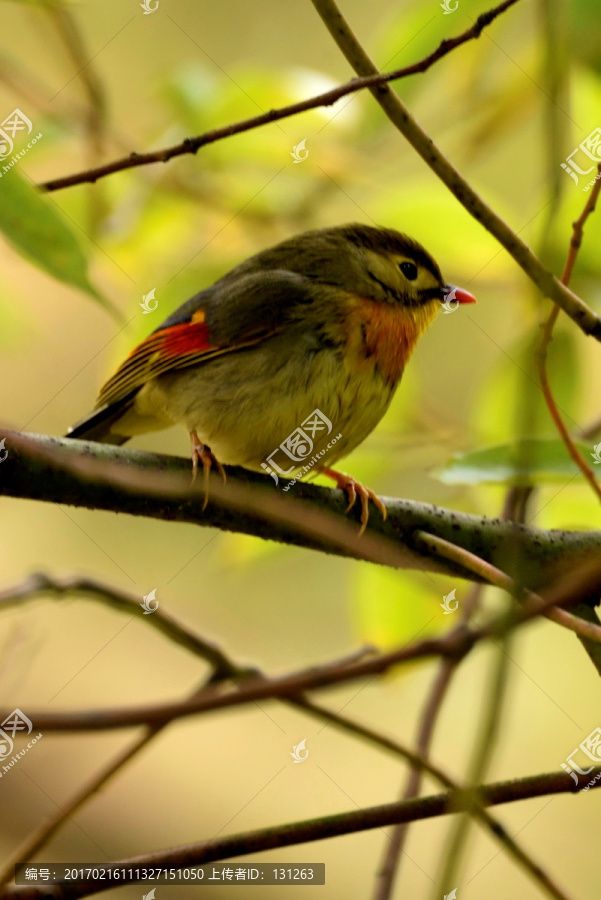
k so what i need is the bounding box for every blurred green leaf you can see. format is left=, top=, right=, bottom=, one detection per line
left=434, top=438, right=593, bottom=485
left=352, top=566, right=439, bottom=649
left=0, top=171, right=117, bottom=316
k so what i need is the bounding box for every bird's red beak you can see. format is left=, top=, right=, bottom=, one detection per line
left=442, top=284, right=477, bottom=305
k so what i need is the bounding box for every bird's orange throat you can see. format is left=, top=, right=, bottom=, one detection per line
left=351, top=297, right=438, bottom=386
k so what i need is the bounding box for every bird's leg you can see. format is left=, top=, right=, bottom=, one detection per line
left=318, top=466, right=387, bottom=536
left=190, top=429, right=227, bottom=510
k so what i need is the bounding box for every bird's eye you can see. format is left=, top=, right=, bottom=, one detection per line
left=399, top=261, right=418, bottom=281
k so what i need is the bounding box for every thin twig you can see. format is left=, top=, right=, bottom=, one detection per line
left=233, top=692, right=583, bottom=900
left=416, top=531, right=601, bottom=644
left=0, top=676, right=222, bottom=891
left=536, top=162, right=601, bottom=502
left=39, top=0, right=518, bottom=194
left=433, top=600, right=515, bottom=896
left=43, top=1, right=108, bottom=232
left=0, top=568, right=593, bottom=899
left=0, top=572, right=544, bottom=895
left=374, top=660, right=456, bottom=900
left=10, top=553, right=601, bottom=734
left=0, top=572, right=253, bottom=679
left=374, top=580, right=486, bottom=899
left=0, top=768, right=594, bottom=900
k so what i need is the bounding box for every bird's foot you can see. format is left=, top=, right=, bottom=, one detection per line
left=319, top=467, right=387, bottom=537
left=190, top=430, right=227, bottom=510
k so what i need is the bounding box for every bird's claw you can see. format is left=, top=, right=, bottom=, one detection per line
left=320, top=467, right=386, bottom=536
left=190, top=430, right=226, bottom=510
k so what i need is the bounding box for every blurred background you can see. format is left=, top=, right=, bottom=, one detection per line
left=1, top=0, right=601, bottom=896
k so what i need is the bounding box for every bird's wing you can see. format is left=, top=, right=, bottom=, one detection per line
left=95, top=269, right=318, bottom=409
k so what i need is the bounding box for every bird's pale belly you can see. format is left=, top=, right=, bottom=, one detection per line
left=131, top=340, right=400, bottom=472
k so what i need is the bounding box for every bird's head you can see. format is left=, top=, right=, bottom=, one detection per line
left=297, top=224, right=477, bottom=385
left=334, top=223, right=476, bottom=313
left=251, top=223, right=476, bottom=324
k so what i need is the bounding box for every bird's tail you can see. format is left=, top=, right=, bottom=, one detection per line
left=65, top=394, right=136, bottom=445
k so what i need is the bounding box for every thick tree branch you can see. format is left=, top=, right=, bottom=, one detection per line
left=1, top=430, right=600, bottom=585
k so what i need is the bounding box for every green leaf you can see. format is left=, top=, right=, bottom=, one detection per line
left=0, top=170, right=119, bottom=317
left=434, top=439, right=594, bottom=486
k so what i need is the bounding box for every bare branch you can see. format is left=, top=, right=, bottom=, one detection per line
left=417, top=530, right=601, bottom=644
left=536, top=162, right=601, bottom=501
left=9, top=553, right=601, bottom=735
left=0, top=572, right=252, bottom=679
left=1, top=769, right=596, bottom=900
left=39, top=0, right=519, bottom=194
left=1, top=429, right=599, bottom=584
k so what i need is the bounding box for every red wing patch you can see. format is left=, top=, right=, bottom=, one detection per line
left=157, top=320, right=212, bottom=357
left=96, top=317, right=219, bottom=408
left=95, top=310, right=272, bottom=409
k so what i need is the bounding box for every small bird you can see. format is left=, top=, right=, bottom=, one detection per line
left=67, top=224, right=475, bottom=532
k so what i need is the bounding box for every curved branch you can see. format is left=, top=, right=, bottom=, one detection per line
left=0, top=572, right=253, bottom=680
left=9, top=552, right=601, bottom=735
left=0, top=569, right=553, bottom=899
left=416, top=530, right=601, bottom=643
